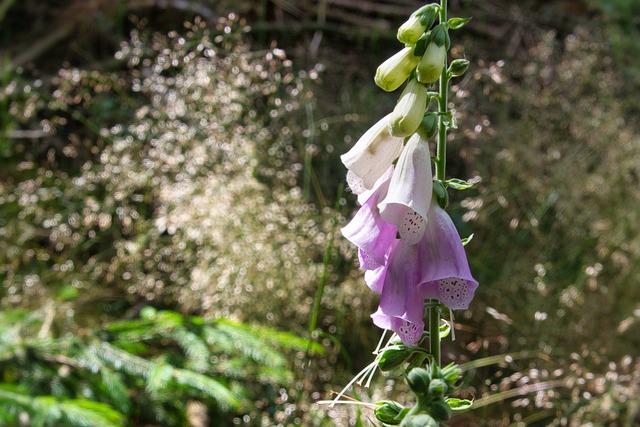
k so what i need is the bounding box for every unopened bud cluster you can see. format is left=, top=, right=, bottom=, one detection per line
left=374, top=355, right=471, bottom=426
left=374, top=3, right=470, bottom=138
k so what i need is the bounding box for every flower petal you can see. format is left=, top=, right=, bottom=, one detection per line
left=341, top=172, right=396, bottom=269
left=370, top=239, right=425, bottom=345
left=341, top=114, right=404, bottom=189
left=379, top=133, right=433, bottom=245
left=371, top=307, right=423, bottom=346
left=417, top=202, right=478, bottom=310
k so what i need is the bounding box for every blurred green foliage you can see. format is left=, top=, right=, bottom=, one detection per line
left=0, top=305, right=321, bottom=425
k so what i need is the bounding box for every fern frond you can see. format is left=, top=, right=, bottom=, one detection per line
left=167, top=329, right=210, bottom=372
left=93, top=342, right=153, bottom=376
left=99, top=368, right=131, bottom=414
left=171, top=368, right=241, bottom=410
left=215, top=318, right=324, bottom=354
left=146, top=363, right=174, bottom=395
left=0, top=385, right=124, bottom=427
left=205, top=322, right=287, bottom=368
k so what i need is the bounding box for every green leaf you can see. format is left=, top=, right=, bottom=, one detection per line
left=171, top=368, right=241, bottom=409
left=442, top=111, right=457, bottom=129
left=56, top=285, right=80, bottom=302
left=58, top=399, right=124, bottom=427
left=168, top=329, right=211, bottom=372
left=446, top=397, right=473, bottom=411
left=146, top=363, right=174, bottom=395
left=445, top=177, right=479, bottom=190
left=99, top=368, right=131, bottom=414
left=447, top=17, right=472, bottom=30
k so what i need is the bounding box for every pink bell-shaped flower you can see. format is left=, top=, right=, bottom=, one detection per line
left=371, top=240, right=425, bottom=346
left=417, top=200, right=478, bottom=310
left=341, top=167, right=397, bottom=270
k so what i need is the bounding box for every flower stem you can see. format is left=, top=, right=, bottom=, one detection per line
left=435, top=0, right=448, bottom=182
left=429, top=303, right=441, bottom=367
left=430, top=0, right=449, bottom=370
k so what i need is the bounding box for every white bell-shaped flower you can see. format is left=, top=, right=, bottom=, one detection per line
left=378, top=133, right=433, bottom=245
left=341, top=113, right=404, bottom=190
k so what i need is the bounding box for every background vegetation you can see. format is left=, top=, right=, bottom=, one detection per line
left=1, top=0, right=639, bottom=425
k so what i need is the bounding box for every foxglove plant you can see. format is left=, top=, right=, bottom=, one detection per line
left=325, top=1, right=479, bottom=425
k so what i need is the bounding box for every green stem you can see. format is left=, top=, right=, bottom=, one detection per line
left=435, top=0, right=448, bottom=182
left=429, top=0, right=448, bottom=370
left=429, top=304, right=441, bottom=367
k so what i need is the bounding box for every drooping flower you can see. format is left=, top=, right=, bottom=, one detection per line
left=374, top=46, right=421, bottom=92
left=371, top=239, right=425, bottom=346
left=341, top=114, right=404, bottom=190
left=341, top=167, right=396, bottom=270
left=388, top=78, right=428, bottom=137
left=367, top=195, right=478, bottom=345
left=417, top=200, right=478, bottom=310
left=379, top=133, right=433, bottom=245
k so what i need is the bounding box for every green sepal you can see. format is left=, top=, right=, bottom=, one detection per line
left=418, top=112, right=438, bottom=140
left=442, top=111, right=457, bottom=129
left=430, top=24, right=448, bottom=48
left=446, top=397, right=473, bottom=411
left=428, top=378, right=447, bottom=398
left=404, top=351, right=429, bottom=372
left=417, top=4, right=439, bottom=29
left=413, top=33, right=430, bottom=57
left=429, top=398, right=453, bottom=421
left=374, top=400, right=406, bottom=425
left=447, top=17, right=472, bottom=30
left=461, top=233, right=474, bottom=246
left=377, top=345, right=414, bottom=371
left=400, top=413, right=438, bottom=427
left=441, top=362, right=463, bottom=389
left=433, top=180, right=448, bottom=209
left=406, top=367, right=431, bottom=394
left=446, top=177, right=478, bottom=190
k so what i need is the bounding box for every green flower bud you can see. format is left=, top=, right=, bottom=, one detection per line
left=429, top=399, right=453, bottom=422
left=375, top=47, right=421, bottom=92
left=397, top=15, right=427, bottom=44
left=374, top=400, right=405, bottom=425
left=418, top=112, right=438, bottom=140
left=433, top=180, right=449, bottom=209
left=400, top=413, right=438, bottom=427
left=416, top=43, right=447, bottom=84
left=388, top=78, right=428, bottom=137
left=428, top=378, right=447, bottom=398
left=406, top=367, right=431, bottom=394
left=398, top=4, right=439, bottom=44
left=378, top=345, right=413, bottom=371
left=448, top=58, right=470, bottom=77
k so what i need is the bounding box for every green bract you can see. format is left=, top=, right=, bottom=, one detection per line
left=448, top=58, right=470, bottom=77
left=374, top=400, right=405, bottom=425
